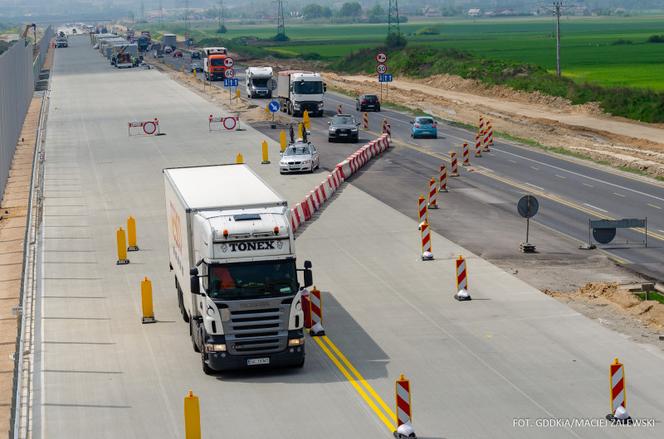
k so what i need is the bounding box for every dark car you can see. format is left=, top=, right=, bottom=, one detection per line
left=173, top=50, right=183, bottom=58
left=191, top=51, right=201, bottom=60
left=328, top=114, right=360, bottom=143
left=356, top=94, right=381, bottom=112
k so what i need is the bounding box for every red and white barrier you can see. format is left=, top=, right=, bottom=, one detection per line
left=474, top=133, right=482, bottom=157
left=462, top=142, right=470, bottom=166
left=427, top=177, right=438, bottom=209
left=309, top=287, right=325, bottom=336
left=420, top=221, right=433, bottom=260
left=128, top=118, right=160, bottom=136
left=609, top=358, right=628, bottom=419
left=485, top=121, right=493, bottom=151
left=362, top=112, right=369, bottom=129
left=289, top=134, right=390, bottom=234
left=394, top=374, right=415, bottom=438
left=209, top=114, right=239, bottom=131
left=418, top=195, right=427, bottom=226
left=450, top=152, right=459, bottom=177
left=455, top=255, right=471, bottom=301
left=439, top=164, right=448, bottom=193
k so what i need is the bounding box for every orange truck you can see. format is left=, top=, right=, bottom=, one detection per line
left=202, top=47, right=228, bottom=81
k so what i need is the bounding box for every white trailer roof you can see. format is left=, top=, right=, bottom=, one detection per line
left=165, top=164, right=286, bottom=210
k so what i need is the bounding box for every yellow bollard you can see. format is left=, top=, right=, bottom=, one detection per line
left=127, top=216, right=139, bottom=251
left=235, top=153, right=244, bottom=164
left=265, top=104, right=270, bottom=115
left=184, top=390, right=201, bottom=439
left=235, top=89, right=241, bottom=99
left=261, top=140, right=270, bottom=164
left=141, top=277, right=156, bottom=324
left=303, top=110, right=311, bottom=130
left=297, top=123, right=304, bottom=139
left=116, top=227, right=129, bottom=265
left=279, top=130, right=287, bottom=152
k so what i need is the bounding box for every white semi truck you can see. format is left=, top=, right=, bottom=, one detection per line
left=164, top=164, right=312, bottom=374
left=277, top=70, right=326, bottom=117
left=245, top=66, right=274, bottom=98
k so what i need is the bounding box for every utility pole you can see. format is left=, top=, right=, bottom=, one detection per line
left=158, top=0, right=163, bottom=27
left=184, top=0, right=190, bottom=32
left=276, top=0, right=286, bottom=40
left=140, top=0, right=145, bottom=21
left=387, top=0, right=401, bottom=38
left=218, top=0, right=225, bottom=29
left=553, top=1, right=562, bottom=77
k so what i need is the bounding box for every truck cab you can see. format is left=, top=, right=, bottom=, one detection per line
left=203, top=47, right=228, bottom=81
left=277, top=71, right=326, bottom=117
left=164, top=164, right=312, bottom=374
left=245, top=66, right=274, bottom=98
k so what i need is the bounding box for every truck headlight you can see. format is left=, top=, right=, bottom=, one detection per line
left=293, top=103, right=301, bottom=109
left=351, top=127, right=358, bottom=132
left=318, top=102, right=324, bottom=109
left=329, top=127, right=335, bottom=131
left=288, top=338, right=304, bottom=347
left=205, top=343, right=226, bottom=352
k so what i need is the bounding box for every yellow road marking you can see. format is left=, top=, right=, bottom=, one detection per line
left=312, top=336, right=395, bottom=432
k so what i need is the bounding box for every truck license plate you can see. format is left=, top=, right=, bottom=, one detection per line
left=247, top=357, right=270, bottom=366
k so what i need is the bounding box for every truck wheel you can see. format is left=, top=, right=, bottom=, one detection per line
left=201, top=352, right=215, bottom=375
left=191, top=320, right=201, bottom=353
left=287, top=103, right=293, bottom=115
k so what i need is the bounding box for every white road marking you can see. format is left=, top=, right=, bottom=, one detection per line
left=555, top=174, right=567, bottom=179
left=648, top=203, right=662, bottom=210
left=508, top=159, right=517, bottom=164
left=525, top=182, right=544, bottom=191
left=530, top=166, right=539, bottom=171
left=583, top=203, right=608, bottom=213
left=495, top=147, right=664, bottom=203
left=659, top=229, right=664, bottom=234
left=613, top=192, right=625, bottom=197
left=583, top=183, right=594, bottom=188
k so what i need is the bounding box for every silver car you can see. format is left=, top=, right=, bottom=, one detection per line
left=279, top=142, right=320, bottom=174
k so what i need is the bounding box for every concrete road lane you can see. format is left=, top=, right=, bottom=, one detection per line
left=36, top=37, right=664, bottom=439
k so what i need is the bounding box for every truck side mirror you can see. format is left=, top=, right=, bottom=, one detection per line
left=304, top=260, right=312, bottom=269
left=303, top=269, right=313, bottom=288
left=323, top=83, right=327, bottom=92
left=190, top=267, right=200, bottom=295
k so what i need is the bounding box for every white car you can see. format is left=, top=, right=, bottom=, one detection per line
left=280, top=142, right=320, bottom=174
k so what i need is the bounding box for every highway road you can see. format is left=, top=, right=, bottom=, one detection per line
left=30, top=36, right=664, bottom=439
left=159, top=52, right=664, bottom=283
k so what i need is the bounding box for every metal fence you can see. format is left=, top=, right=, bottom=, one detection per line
left=0, top=26, right=52, bottom=202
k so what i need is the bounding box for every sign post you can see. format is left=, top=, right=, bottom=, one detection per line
left=268, top=100, right=280, bottom=129
left=517, top=195, right=539, bottom=253
left=376, top=52, right=388, bottom=102
left=224, top=57, right=235, bottom=105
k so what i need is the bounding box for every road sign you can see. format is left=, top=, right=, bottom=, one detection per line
left=517, top=195, right=539, bottom=218
left=224, top=69, right=235, bottom=78
left=376, top=52, right=387, bottom=63
left=593, top=228, right=617, bottom=244
left=378, top=73, right=393, bottom=83
left=223, top=57, right=234, bottom=68
left=376, top=64, right=387, bottom=74
left=268, top=100, right=280, bottom=113
left=223, top=78, right=239, bottom=88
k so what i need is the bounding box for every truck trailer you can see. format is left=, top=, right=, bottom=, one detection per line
left=277, top=70, right=326, bottom=117
left=164, top=164, right=312, bottom=374
left=245, top=66, right=273, bottom=98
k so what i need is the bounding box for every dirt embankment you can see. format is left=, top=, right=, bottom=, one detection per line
left=545, top=283, right=664, bottom=348
left=323, top=72, right=664, bottom=179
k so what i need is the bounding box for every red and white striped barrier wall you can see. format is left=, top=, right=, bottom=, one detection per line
left=289, top=134, right=390, bottom=234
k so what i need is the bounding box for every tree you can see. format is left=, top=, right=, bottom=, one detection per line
left=386, top=32, right=407, bottom=49
left=367, top=4, right=385, bottom=23
left=302, top=3, right=324, bottom=19
left=338, top=2, right=362, bottom=18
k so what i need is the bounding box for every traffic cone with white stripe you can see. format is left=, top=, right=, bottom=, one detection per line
left=420, top=221, right=433, bottom=261
left=393, top=374, right=416, bottom=438
left=427, top=178, right=438, bottom=209
left=606, top=358, right=632, bottom=424
left=309, top=287, right=325, bottom=336
left=454, top=255, right=471, bottom=301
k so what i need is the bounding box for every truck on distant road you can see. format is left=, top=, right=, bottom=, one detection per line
left=164, top=164, right=312, bottom=374
left=137, top=31, right=151, bottom=52
left=277, top=70, right=326, bottom=117
left=245, top=66, right=274, bottom=98
left=202, top=47, right=228, bottom=81
left=162, top=33, right=177, bottom=50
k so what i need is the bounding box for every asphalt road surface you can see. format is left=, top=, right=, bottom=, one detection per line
left=33, top=36, right=664, bottom=439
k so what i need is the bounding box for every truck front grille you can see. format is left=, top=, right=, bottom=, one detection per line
left=225, top=306, right=286, bottom=354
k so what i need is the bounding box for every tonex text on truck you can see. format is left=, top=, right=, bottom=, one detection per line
left=164, top=164, right=312, bottom=374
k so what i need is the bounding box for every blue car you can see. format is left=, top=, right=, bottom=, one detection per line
left=410, top=116, right=438, bottom=139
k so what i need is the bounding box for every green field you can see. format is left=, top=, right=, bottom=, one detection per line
left=148, top=16, right=664, bottom=90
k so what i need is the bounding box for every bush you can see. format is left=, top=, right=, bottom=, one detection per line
left=611, top=39, right=632, bottom=45
left=385, top=33, right=407, bottom=49
left=416, top=26, right=441, bottom=36
left=301, top=52, right=322, bottom=60
left=273, top=33, right=289, bottom=42
left=647, top=35, right=664, bottom=43
left=216, top=25, right=227, bottom=34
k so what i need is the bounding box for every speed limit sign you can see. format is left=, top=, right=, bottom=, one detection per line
left=223, top=57, right=234, bottom=68
left=224, top=69, right=235, bottom=78
left=376, top=52, right=387, bottom=63
left=376, top=64, right=387, bottom=74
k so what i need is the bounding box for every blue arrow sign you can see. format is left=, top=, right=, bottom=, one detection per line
left=378, top=73, right=393, bottom=83
left=223, top=78, right=239, bottom=88
left=268, top=100, right=280, bottom=113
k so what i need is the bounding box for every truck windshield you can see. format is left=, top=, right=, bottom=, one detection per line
left=210, top=58, right=226, bottom=66
left=293, top=81, right=323, bottom=94
left=251, top=78, right=269, bottom=87
left=208, top=259, right=297, bottom=300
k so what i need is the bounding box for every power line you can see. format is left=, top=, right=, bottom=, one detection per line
left=276, top=0, right=286, bottom=39
left=387, top=0, right=401, bottom=38
left=553, top=1, right=562, bottom=77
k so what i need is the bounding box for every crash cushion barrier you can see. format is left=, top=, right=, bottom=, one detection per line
left=290, top=134, right=390, bottom=233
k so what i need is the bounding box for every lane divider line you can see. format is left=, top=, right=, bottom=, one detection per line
left=312, top=336, right=395, bottom=432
